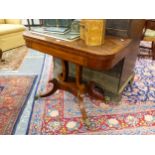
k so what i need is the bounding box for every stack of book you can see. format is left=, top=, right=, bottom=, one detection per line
left=31, top=27, right=80, bottom=42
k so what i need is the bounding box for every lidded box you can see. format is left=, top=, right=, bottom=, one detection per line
left=80, top=19, right=106, bottom=46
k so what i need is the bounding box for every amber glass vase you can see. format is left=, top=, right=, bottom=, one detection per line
left=80, top=19, right=106, bottom=46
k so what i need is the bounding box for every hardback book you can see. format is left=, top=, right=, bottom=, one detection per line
left=31, top=27, right=80, bottom=42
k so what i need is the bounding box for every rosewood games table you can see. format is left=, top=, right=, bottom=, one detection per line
left=23, top=31, right=139, bottom=126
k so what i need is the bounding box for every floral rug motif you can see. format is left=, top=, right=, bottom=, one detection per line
left=28, top=58, right=155, bottom=135
left=0, top=46, right=28, bottom=70
left=0, top=75, right=36, bottom=134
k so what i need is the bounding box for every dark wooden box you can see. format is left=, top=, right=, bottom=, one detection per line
left=106, top=19, right=145, bottom=39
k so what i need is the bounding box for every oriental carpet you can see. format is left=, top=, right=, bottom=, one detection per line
left=0, top=75, right=36, bottom=134
left=27, top=57, right=155, bottom=135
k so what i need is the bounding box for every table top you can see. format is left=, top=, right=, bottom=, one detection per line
left=24, top=31, right=132, bottom=56
left=23, top=31, right=138, bottom=70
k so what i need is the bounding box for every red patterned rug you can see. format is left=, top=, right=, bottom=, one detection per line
left=0, top=76, right=36, bottom=134
left=28, top=58, right=155, bottom=135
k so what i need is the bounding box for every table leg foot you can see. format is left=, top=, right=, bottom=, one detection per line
left=78, top=94, right=92, bottom=128
left=35, top=79, right=59, bottom=100
left=84, top=118, right=91, bottom=128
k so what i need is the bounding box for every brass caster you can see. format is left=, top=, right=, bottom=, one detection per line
left=104, top=96, right=111, bottom=104
left=105, top=96, right=110, bottom=100
left=84, top=118, right=91, bottom=128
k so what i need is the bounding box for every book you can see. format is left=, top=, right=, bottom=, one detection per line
left=31, top=27, right=70, bottom=34
left=31, top=29, right=80, bottom=42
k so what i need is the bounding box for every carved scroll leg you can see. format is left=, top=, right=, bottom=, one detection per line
left=35, top=79, right=59, bottom=100
left=77, top=96, right=91, bottom=128
left=78, top=93, right=90, bottom=127
left=75, top=65, right=90, bottom=127
left=35, top=60, right=69, bottom=100
left=87, top=81, right=105, bottom=101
